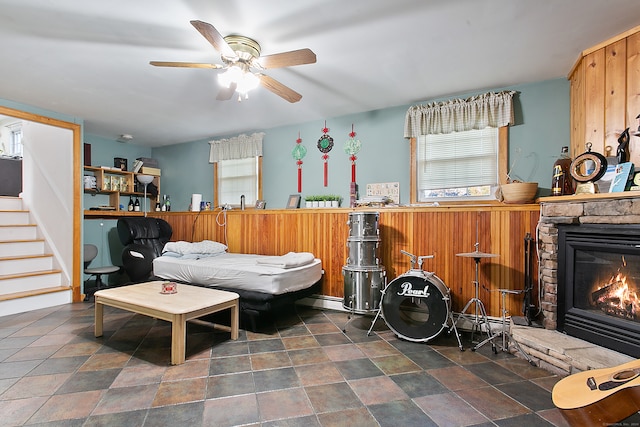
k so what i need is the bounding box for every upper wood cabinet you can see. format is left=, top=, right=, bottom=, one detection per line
left=569, top=25, right=640, bottom=166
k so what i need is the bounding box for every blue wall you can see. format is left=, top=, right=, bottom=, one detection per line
left=153, top=78, right=570, bottom=210
left=1, top=76, right=570, bottom=278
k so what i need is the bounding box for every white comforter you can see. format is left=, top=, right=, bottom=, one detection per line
left=153, top=252, right=322, bottom=295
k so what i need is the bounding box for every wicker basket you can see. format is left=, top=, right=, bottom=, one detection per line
left=500, top=182, right=538, bottom=204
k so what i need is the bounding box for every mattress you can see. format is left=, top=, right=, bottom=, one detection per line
left=153, top=253, right=323, bottom=295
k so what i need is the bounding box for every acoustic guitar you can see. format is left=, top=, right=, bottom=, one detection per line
left=552, top=359, right=640, bottom=426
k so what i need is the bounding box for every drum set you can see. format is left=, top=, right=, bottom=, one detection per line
left=342, top=212, right=465, bottom=349
left=342, top=212, right=533, bottom=358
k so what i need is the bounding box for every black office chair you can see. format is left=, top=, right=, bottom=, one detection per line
left=83, top=243, right=120, bottom=301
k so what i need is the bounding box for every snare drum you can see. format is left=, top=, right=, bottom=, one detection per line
left=346, top=237, right=380, bottom=266
left=381, top=271, right=451, bottom=342
left=347, top=212, right=380, bottom=238
left=342, top=266, right=386, bottom=313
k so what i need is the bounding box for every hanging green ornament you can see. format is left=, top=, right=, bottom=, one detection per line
left=343, top=124, right=361, bottom=182
left=292, top=132, right=307, bottom=192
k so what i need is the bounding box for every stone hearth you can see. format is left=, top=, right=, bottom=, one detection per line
left=509, top=195, right=639, bottom=376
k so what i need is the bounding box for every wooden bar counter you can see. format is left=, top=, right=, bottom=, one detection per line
left=151, top=204, right=540, bottom=318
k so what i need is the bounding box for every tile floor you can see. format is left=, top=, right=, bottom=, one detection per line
left=0, top=302, right=636, bottom=426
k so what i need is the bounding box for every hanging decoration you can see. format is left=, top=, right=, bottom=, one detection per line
left=343, top=124, right=362, bottom=183
left=291, top=131, right=307, bottom=193
left=317, top=121, right=334, bottom=186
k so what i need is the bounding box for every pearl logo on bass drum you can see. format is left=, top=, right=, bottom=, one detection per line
left=397, top=282, right=430, bottom=298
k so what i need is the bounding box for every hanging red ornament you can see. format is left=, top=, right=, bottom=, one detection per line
left=343, top=124, right=362, bottom=183
left=317, top=121, right=333, bottom=187
left=291, top=131, right=307, bottom=193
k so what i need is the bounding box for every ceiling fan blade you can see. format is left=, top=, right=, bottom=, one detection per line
left=150, top=61, right=222, bottom=69
left=259, top=75, right=302, bottom=103
left=258, top=48, right=316, bottom=69
left=216, top=83, right=237, bottom=101
left=190, top=20, right=237, bottom=59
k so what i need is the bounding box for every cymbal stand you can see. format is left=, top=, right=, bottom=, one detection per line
left=472, top=288, right=536, bottom=365
left=455, top=243, right=494, bottom=349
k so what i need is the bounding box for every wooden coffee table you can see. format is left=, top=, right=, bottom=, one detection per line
left=94, top=281, right=239, bottom=365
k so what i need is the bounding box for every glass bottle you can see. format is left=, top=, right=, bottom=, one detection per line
left=161, top=194, right=167, bottom=212
left=134, top=197, right=140, bottom=212
left=551, top=146, right=574, bottom=196
left=165, top=195, right=171, bottom=212
left=128, top=196, right=134, bottom=212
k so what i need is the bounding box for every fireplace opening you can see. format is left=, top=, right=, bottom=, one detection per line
left=557, top=224, right=640, bottom=357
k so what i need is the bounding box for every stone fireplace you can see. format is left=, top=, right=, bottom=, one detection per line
left=510, top=196, right=637, bottom=375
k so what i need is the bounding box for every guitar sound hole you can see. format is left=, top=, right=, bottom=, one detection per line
left=613, top=370, right=637, bottom=381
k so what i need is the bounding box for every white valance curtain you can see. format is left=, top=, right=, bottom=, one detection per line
left=403, top=90, right=516, bottom=138
left=208, top=132, right=264, bottom=163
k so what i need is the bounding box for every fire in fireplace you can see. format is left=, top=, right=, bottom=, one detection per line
left=557, top=224, right=640, bottom=357
left=591, top=266, right=639, bottom=321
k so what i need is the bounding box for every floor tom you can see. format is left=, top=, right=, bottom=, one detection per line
left=342, top=266, right=386, bottom=313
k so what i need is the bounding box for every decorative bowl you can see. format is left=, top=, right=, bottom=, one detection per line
left=500, top=182, right=538, bottom=204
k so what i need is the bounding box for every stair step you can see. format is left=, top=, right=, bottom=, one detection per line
left=0, top=270, right=62, bottom=295
left=0, top=287, right=72, bottom=317
left=0, top=224, right=37, bottom=240
left=0, top=196, right=23, bottom=211
left=0, top=210, right=30, bottom=225
left=0, top=254, right=53, bottom=275
left=0, top=239, right=45, bottom=257
left=0, top=196, right=72, bottom=316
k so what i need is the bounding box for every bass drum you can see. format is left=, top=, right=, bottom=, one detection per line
left=381, top=272, right=451, bottom=342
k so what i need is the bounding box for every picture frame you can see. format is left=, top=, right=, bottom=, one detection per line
left=286, top=194, right=301, bottom=209
left=255, top=200, right=266, bottom=209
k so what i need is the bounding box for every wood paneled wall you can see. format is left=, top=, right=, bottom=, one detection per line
left=153, top=205, right=540, bottom=318
left=569, top=25, right=640, bottom=165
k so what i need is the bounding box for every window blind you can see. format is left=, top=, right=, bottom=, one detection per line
left=417, top=127, right=498, bottom=191
left=218, top=157, right=258, bottom=205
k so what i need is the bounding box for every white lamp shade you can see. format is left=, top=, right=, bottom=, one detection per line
left=136, top=174, right=154, bottom=185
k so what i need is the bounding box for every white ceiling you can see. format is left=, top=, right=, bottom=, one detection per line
left=1, top=0, right=639, bottom=147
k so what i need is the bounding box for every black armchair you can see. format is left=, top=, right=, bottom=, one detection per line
left=117, top=217, right=172, bottom=283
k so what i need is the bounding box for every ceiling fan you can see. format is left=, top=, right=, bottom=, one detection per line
left=150, top=20, right=316, bottom=103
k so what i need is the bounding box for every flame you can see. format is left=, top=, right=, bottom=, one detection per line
left=594, top=272, right=640, bottom=319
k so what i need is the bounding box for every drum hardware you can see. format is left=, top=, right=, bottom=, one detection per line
left=471, top=288, right=536, bottom=365
left=368, top=250, right=463, bottom=350
left=455, top=241, right=499, bottom=350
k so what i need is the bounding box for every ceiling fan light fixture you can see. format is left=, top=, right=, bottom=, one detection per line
left=218, top=64, right=244, bottom=88
left=236, top=71, right=260, bottom=94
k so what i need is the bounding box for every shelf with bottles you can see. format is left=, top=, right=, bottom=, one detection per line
left=83, top=166, right=160, bottom=212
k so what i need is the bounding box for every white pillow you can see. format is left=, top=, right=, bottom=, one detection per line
left=162, top=240, right=228, bottom=255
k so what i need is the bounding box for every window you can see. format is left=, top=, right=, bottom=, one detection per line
left=209, top=132, right=264, bottom=208
left=405, top=91, right=514, bottom=204
left=214, top=156, right=262, bottom=207
left=5, top=122, right=23, bottom=157
left=415, top=127, right=505, bottom=202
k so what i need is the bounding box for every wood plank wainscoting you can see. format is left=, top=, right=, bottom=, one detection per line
left=151, top=205, right=540, bottom=319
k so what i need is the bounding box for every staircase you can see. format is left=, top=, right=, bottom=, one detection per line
left=0, top=196, right=72, bottom=316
